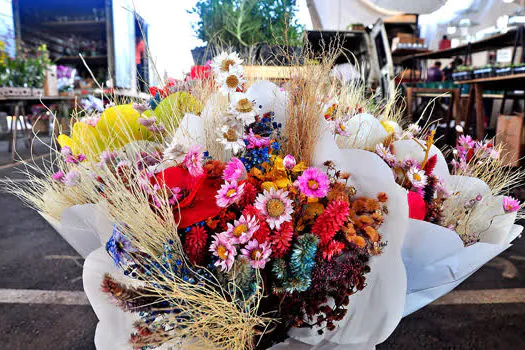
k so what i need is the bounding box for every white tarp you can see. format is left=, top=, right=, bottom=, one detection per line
left=311, top=0, right=446, bottom=28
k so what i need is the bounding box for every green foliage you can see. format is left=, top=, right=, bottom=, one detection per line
left=189, top=0, right=304, bottom=47
left=228, top=257, right=256, bottom=298
left=0, top=44, right=50, bottom=88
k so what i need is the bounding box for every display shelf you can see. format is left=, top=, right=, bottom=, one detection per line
left=453, top=73, right=525, bottom=85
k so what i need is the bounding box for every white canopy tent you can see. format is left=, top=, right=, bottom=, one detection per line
left=308, top=0, right=447, bottom=29
left=308, top=0, right=524, bottom=50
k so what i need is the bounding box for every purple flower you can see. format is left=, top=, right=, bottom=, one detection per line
left=223, top=157, right=247, bottom=182
left=132, top=102, right=150, bottom=114
left=138, top=116, right=157, bottom=127
left=503, top=196, right=520, bottom=213
left=60, top=146, right=73, bottom=156
left=63, top=169, right=81, bottom=187
left=184, top=145, right=204, bottom=177
left=148, top=122, right=166, bottom=133
left=51, top=170, right=64, bottom=182
left=296, top=167, right=330, bottom=198
left=283, top=154, right=296, bottom=170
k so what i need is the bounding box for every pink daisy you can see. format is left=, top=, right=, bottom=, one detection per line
left=458, top=135, right=475, bottom=149
left=225, top=215, right=259, bottom=244
left=245, top=129, right=271, bottom=149
left=503, top=196, right=520, bottom=213
left=209, top=233, right=237, bottom=272
left=254, top=188, right=293, bottom=229
left=223, top=157, right=247, bottom=182
left=184, top=145, right=204, bottom=177
left=241, top=239, right=272, bottom=269
left=51, top=170, right=64, bottom=182
left=375, top=144, right=397, bottom=167
left=283, top=154, right=296, bottom=170
left=216, top=181, right=245, bottom=208
left=296, top=167, right=330, bottom=198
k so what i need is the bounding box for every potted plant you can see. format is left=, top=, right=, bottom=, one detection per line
left=472, top=64, right=496, bottom=79
left=346, top=23, right=365, bottom=31
left=512, top=62, right=525, bottom=74
left=0, top=43, right=50, bottom=96
left=452, top=65, right=473, bottom=81
left=189, top=0, right=303, bottom=65
left=495, top=64, right=512, bottom=77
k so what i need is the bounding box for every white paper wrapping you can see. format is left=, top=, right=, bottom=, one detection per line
left=403, top=221, right=522, bottom=316
left=41, top=204, right=112, bottom=258
left=280, top=127, right=408, bottom=349
left=84, top=247, right=139, bottom=350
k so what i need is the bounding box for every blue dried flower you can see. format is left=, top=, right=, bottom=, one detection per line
left=106, top=224, right=135, bottom=266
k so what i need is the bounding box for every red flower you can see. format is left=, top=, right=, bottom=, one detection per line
left=190, top=65, right=211, bottom=80
left=243, top=205, right=270, bottom=243
left=184, top=225, right=208, bottom=265
left=154, top=166, right=222, bottom=228
left=321, top=240, right=345, bottom=261
left=312, top=201, right=349, bottom=246
left=270, top=222, right=294, bottom=258
left=407, top=191, right=427, bottom=220
left=239, top=182, right=257, bottom=207
left=423, top=154, right=437, bottom=175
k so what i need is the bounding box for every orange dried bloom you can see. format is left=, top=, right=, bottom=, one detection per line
left=355, top=215, right=374, bottom=229
left=377, top=192, right=388, bottom=203
left=347, top=235, right=366, bottom=248
left=364, top=226, right=379, bottom=243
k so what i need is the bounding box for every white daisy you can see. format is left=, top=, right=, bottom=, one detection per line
left=230, top=92, right=259, bottom=125
left=210, top=51, right=244, bottom=77
left=407, top=166, right=428, bottom=189
left=216, top=124, right=245, bottom=154
left=163, top=138, right=187, bottom=163
left=217, top=72, right=245, bottom=96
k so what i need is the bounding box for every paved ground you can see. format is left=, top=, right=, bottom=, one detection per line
left=1, top=161, right=525, bottom=349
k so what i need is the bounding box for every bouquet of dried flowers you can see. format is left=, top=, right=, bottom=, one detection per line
left=7, top=51, right=409, bottom=349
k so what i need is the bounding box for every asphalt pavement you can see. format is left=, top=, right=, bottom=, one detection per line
left=1, top=159, right=525, bottom=350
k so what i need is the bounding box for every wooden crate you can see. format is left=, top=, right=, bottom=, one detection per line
left=496, top=113, right=525, bottom=167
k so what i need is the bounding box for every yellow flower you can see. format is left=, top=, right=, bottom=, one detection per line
left=274, top=177, right=291, bottom=189
left=154, top=92, right=203, bottom=133
left=57, top=104, right=154, bottom=160
left=261, top=182, right=278, bottom=191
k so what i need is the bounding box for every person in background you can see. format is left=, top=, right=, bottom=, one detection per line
left=427, top=61, right=443, bottom=82
left=136, top=35, right=146, bottom=92
left=439, top=35, right=451, bottom=50
left=443, top=57, right=463, bottom=81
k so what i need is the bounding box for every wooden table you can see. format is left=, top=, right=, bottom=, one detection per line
left=455, top=73, right=525, bottom=139
left=0, top=95, right=76, bottom=160
left=405, top=87, right=461, bottom=140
